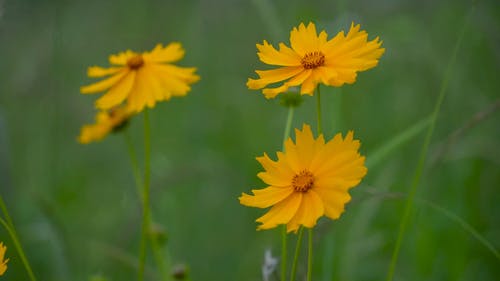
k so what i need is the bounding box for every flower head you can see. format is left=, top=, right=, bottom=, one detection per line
left=247, top=22, right=384, bottom=99
left=81, top=43, right=200, bottom=113
left=78, top=106, right=130, bottom=144
left=0, top=242, right=8, bottom=275
left=239, top=124, right=367, bottom=232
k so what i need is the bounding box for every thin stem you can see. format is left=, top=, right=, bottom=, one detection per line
left=124, top=131, right=143, bottom=199
left=124, top=132, right=170, bottom=281
left=298, top=85, right=322, bottom=281
left=363, top=189, right=500, bottom=262
left=289, top=227, right=304, bottom=281
left=386, top=4, right=474, bottom=281
left=149, top=233, right=170, bottom=281
left=281, top=106, right=294, bottom=281
left=281, top=226, right=287, bottom=281
left=0, top=217, right=37, bottom=281
left=0, top=196, right=15, bottom=230
left=283, top=107, right=295, bottom=148
left=138, top=109, right=152, bottom=281
left=316, top=86, right=322, bottom=135
left=307, top=228, right=313, bottom=281
left=422, top=199, right=500, bottom=261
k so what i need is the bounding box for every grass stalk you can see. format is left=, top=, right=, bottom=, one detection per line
left=307, top=228, right=313, bottom=281
left=280, top=106, right=295, bottom=280
left=124, top=131, right=170, bottom=281
left=364, top=189, right=500, bottom=262
left=316, top=86, right=322, bottom=135
left=386, top=5, right=475, bottom=279
left=0, top=217, right=37, bottom=281
left=289, top=227, right=304, bottom=281
left=138, top=109, right=152, bottom=281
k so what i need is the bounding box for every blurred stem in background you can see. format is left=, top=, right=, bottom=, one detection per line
left=289, top=227, right=304, bottom=281
left=126, top=109, right=170, bottom=281
left=316, top=86, right=322, bottom=135
left=124, top=129, right=170, bottom=281
left=251, top=0, right=289, bottom=276
left=386, top=2, right=476, bottom=281
left=307, top=228, right=313, bottom=281
left=307, top=85, right=323, bottom=281
left=0, top=196, right=37, bottom=281
left=138, top=109, right=152, bottom=281
left=281, top=106, right=295, bottom=281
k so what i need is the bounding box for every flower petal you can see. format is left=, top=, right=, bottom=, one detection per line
left=95, top=71, right=136, bottom=109
left=312, top=186, right=351, bottom=220
left=143, top=43, right=185, bottom=63
left=109, top=50, right=136, bottom=65
left=286, top=190, right=324, bottom=232
left=155, top=64, right=200, bottom=83
left=247, top=66, right=303, bottom=90
left=256, top=40, right=301, bottom=66
left=256, top=153, right=295, bottom=187
left=290, top=22, right=325, bottom=56
left=323, top=23, right=384, bottom=73
left=256, top=192, right=302, bottom=230
left=151, top=64, right=199, bottom=97
left=261, top=69, right=312, bottom=99
left=87, top=66, right=123, bottom=77
left=0, top=242, right=8, bottom=275
left=313, top=131, right=367, bottom=180
left=239, top=186, right=295, bottom=208
left=80, top=69, right=129, bottom=94
left=126, top=66, right=163, bottom=113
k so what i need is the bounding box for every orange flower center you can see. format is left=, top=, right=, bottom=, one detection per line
left=301, top=51, right=325, bottom=69
left=292, top=170, right=315, bottom=192
left=127, top=54, right=144, bottom=70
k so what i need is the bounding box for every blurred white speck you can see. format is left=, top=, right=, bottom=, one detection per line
left=262, top=249, right=279, bottom=281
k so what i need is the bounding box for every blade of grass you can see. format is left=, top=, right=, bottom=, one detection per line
left=138, top=109, right=152, bottom=281
left=367, top=115, right=432, bottom=169
left=432, top=99, right=500, bottom=164
left=0, top=217, right=37, bottom=281
left=386, top=3, right=476, bottom=280
left=363, top=189, right=500, bottom=262
left=124, top=132, right=170, bottom=281
left=421, top=199, right=500, bottom=261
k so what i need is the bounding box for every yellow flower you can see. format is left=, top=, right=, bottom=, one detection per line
left=0, top=242, right=8, bottom=275
left=81, top=43, right=200, bottom=113
left=78, top=107, right=130, bottom=144
left=247, top=22, right=385, bottom=99
left=239, top=124, right=367, bottom=232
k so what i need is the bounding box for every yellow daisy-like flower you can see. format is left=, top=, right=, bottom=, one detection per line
left=81, top=43, right=200, bottom=113
left=78, top=107, right=130, bottom=144
left=0, top=242, right=8, bottom=275
left=247, top=22, right=385, bottom=99
left=239, top=124, right=367, bottom=232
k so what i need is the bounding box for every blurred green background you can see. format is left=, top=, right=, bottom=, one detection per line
left=0, top=0, right=499, bottom=280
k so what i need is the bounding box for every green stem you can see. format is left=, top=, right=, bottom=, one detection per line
left=0, top=217, right=37, bottom=281
left=281, top=226, right=287, bottom=281
left=124, top=131, right=143, bottom=199
left=138, top=109, right=152, bottom=281
left=289, top=227, right=304, bottom=281
left=364, top=189, right=500, bottom=262
left=422, top=199, right=500, bottom=261
left=281, top=106, right=294, bottom=281
left=0, top=196, right=15, bottom=230
left=316, top=86, right=322, bottom=135
left=307, top=228, right=313, bottom=281
left=386, top=5, right=474, bottom=281
left=124, top=132, right=170, bottom=281
left=283, top=107, right=295, bottom=148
